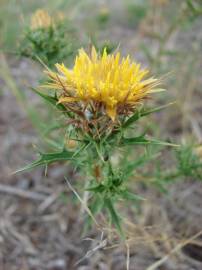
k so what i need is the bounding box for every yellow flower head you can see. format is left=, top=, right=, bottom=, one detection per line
left=45, top=47, right=162, bottom=120
left=31, top=9, right=52, bottom=30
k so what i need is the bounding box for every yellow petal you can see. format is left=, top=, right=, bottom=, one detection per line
left=91, top=46, right=98, bottom=62
left=43, top=46, right=162, bottom=120
left=106, top=106, right=117, bottom=121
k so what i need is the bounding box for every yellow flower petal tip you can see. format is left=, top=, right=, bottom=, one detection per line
left=44, top=47, right=163, bottom=120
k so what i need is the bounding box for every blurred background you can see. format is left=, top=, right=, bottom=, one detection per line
left=0, top=0, right=202, bottom=269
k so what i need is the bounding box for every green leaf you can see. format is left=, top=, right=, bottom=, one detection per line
left=123, top=102, right=174, bottom=129
left=146, top=138, right=179, bottom=147
left=83, top=195, right=104, bottom=235
left=186, top=0, right=197, bottom=12
left=121, top=190, right=145, bottom=201
left=86, top=184, right=105, bottom=193
left=105, top=198, right=124, bottom=237
left=90, top=195, right=105, bottom=214
left=15, top=149, right=74, bottom=173
left=122, top=153, right=157, bottom=179
left=120, top=134, right=148, bottom=145
left=43, top=122, right=67, bottom=135
left=176, top=144, right=202, bottom=179
left=120, top=134, right=179, bottom=147
left=30, top=87, right=72, bottom=117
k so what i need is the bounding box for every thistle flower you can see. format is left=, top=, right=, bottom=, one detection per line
left=44, top=47, right=162, bottom=121
left=31, top=9, right=52, bottom=30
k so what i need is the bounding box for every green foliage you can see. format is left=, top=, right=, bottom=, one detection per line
left=120, top=134, right=177, bottom=147
left=105, top=198, right=123, bottom=236
left=186, top=0, right=202, bottom=18
left=138, top=145, right=202, bottom=193
left=176, top=145, right=202, bottom=179
left=19, top=22, right=78, bottom=67
left=16, top=97, right=180, bottom=234
left=16, top=149, right=74, bottom=173
left=122, top=103, right=173, bottom=129
left=30, top=87, right=72, bottom=117
left=16, top=88, right=201, bottom=238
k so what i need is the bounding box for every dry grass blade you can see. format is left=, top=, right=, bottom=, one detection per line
left=126, top=243, right=130, bottom=270
left=64, top=177, right=100, bottom=228
left=38, top=191, right=60, bottom=213
left=146, top=231, right=202, bottom=270
left=0, top=184, right=47, bottom=201
left=75, top=237, right=107, bottom=266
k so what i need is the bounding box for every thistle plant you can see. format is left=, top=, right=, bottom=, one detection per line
left=19, top=9, right=78, bottom=67
left=19, top=46, right=179, bottom=237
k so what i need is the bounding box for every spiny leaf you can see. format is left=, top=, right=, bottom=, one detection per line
left=186, top=0, right=196, bottom=11
left=146, top=138, right=179, bottom=147
left=15, top=149, right=74, bottom=173
left=120, top=134, right=147, bottom=145
left=123, top=102, right=174, bottom=129
left=83, top=195, right=104, bottom=235
left=120, top=134, right=179, bottom=147
left=30, top=87, right=72, bottom=117
left=122, top=153, right=159, bottom=179
left=43, top=122, right=67, bottom=135
left=86, top=184, right=105, bottom=193
left=91, top=195, right=105, bottom=214
left=105, top=198, right=124, bottom=237
left=176, top=144, right=202, bottom=179
left=121, top=190, right=145, bottom=201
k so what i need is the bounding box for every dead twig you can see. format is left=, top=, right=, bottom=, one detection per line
left=75, top=232, right=107, bottom=266
left=0, top=184, right=47, bottom=201
left=38, top=189, right=61, bottom=213
left=64, top=177, right=100, bottom=228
